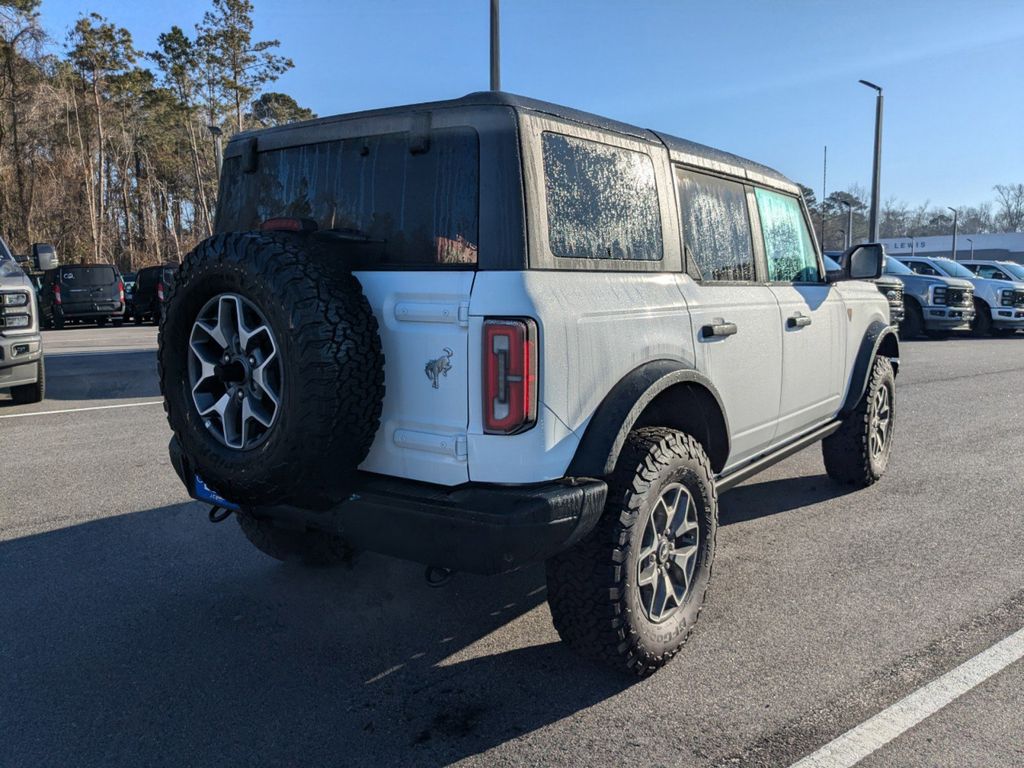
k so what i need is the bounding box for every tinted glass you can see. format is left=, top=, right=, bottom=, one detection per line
left=754, top=188, right=820, bottom=282
left=933, top=258, right=975, bottom=279
left=543, top=133, right=662, bottom=261
left=137, top=268, right=158, bottom=289
left=217, top=127, right=480, bottom=267
left=974, top=264, right=1009, bottom=280
left=676, top=169, right=754, bottom=281
left=884, top=256, right=914, bottom=275
left=902, top=260, right=939, bottom=276
left=60, top=265, right=116, bottom=286
left=999, top=262, right=1024, bottom=280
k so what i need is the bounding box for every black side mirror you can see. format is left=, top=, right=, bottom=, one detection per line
left=32, top=242, right=58, bottom=272
left=830, top=243, right=885, bottom=282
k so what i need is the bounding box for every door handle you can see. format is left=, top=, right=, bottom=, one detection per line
left=787, top=313, right=812, bottom=329
left=702, top=322, right=738, bottom=338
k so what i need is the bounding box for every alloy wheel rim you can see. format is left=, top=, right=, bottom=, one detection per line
left=636, top=482, right=700, bottom=624
left=869, top=384, right=892, bottom=460
left=187, top=293, right=282, bottom=450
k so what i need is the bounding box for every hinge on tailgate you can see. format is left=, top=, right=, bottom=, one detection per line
left=458, top=302, right=470, bottom=327
left=455, top=435, right=468, bottom=460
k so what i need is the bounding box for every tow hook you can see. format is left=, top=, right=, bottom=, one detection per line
left=208, top=505, right=233, bottom=523
left=425, top=565, right=455, bottom=588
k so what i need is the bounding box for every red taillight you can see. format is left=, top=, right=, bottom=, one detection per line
left=157, top=282, right=164, bottom=302
left=483, top=318, right=538, bottom=435
left=118, top=280, right=125, bottom=303
left=53, top=283, right=61, bottom=305
left=260, top=217, right=317, bottom=233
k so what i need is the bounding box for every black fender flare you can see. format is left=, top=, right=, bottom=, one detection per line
left=567, top=359, right=731, bottom=477
left=841, top=321, right=900, bottom=415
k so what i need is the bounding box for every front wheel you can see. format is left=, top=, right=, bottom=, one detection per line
left=10, top=358, right=45, bottom=404
left=970, top=300, right=992, bottom=337
left=236, top=510, right=353, bottom=567
left=822, top=355, right=895, bottom=487
left=546, top=427, right=717, bottom=676
left=900, top=300, right=923, bottom=339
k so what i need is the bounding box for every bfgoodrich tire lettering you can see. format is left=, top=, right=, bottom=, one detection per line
left=545, top=427, right=717, bottom=676
left=822, top=355, right=895, bottom=487
left=158, top=232, right=385, bottom=509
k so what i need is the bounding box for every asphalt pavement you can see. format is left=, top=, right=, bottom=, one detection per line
left=1, top=326, right=1022, bottom=768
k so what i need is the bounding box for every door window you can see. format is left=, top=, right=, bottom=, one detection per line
left=754, top=188, right=820, bottom=283
left=676, top=169, right=755, bottom=281
left=903, top=260, right=940, bottom=276
left=975, top=265, right=1009, bottom=280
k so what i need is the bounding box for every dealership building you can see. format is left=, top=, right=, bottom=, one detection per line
left=879, top=232, right=1024, bottom=264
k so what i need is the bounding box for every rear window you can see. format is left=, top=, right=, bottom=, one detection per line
left=216, top=127, right=480, bottom=268
left=60, top=266, right=116, bottom=286
left=542, top=133, right=662, bottom=262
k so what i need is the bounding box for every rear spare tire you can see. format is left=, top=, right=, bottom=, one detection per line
left=159, top=232, right=385, bottom=509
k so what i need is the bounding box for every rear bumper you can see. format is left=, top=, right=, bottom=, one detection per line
left=0, top=334, right=41, bottom=387
left=58, top=302, right=124, bottom=319
left=168, top=437, right=607, bottom=575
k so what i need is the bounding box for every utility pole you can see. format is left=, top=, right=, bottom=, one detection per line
left=910, top=235, right=916, bottom=257
left=208, top=125, right=224, bottom=175
left=840, top=200, right=853, bottom=248
left=948, top=206, right=959, bottom=261
left=490, top=0, right=500, bottom=91
left=859, top=80, right=884, bottom=241
left=821, top=145, right=827, bottom=248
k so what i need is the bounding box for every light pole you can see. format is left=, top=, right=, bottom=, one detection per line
left=966, top=237, right=974, bottom=259
left=859, top=79, right=884, bottom=241
left=838, top=229, right=846, bottom=249
left=840, top=200, right=853, bottom=248
left=909, top=234, right=916, bottom=257
left=208, top=124, right=223, bottom=174
left=490, top=0, right=500, bottom=91
left=947, top=206, right=959, bottom=261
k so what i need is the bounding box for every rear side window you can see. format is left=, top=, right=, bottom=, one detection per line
left=216, top=127, right=480, bottom=268
left=60, top=266, right=116, bottom=286
left=137, top=269, right=157, bottom=289
left=542, top=133, right=662, bottom=261
left=754, top=188, right=820, bottom=283
left=676, top=169, right=755, bottom=281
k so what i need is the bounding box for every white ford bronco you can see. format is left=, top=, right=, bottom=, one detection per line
left=160, top=92, right=900, bottom=675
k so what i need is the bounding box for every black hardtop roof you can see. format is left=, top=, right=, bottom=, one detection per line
left=229, top=90, right=798, bottom=194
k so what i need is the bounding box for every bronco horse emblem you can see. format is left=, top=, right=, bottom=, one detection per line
left=425, top=347, right=454, bottom=389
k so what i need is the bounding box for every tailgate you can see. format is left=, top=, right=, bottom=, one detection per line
left=355, top=271, right=474, bottom=485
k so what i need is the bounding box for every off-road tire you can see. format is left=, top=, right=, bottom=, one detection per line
left=545, top=427, right=717, bottom=676
left=970, top=300, right=992, bottom=337
left=900, top=300, right=923, bottom=339
left=159, top=231, right=385, bottom=509
left=236, top=509, right=353, bottom=567
left=822, top=355, right=895, bottom=487
left=11, top=358, right=45, bottom=404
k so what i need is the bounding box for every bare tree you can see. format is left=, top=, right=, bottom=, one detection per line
left=994, top=183, right=1024, bottom=232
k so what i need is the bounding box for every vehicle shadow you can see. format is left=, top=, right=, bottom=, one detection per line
left=43, top=350, right=161, bottom=400
left=719, top=473, right=856, bottom=525
left=0, top=503, right=632, bottom=767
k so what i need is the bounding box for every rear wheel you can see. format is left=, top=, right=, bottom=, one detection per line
left=236, top=509, right=353, bottom=567
left=822, top=355, right=895, bottom=487
left=96, top=317, right=107, bottom=328
left=545, top=427, right=717, bottom=676
left=11, top=358, right=45, bottom=404
left=134, top=313, right=143, bottom=326
left=52, top=311, right=64, bottom=330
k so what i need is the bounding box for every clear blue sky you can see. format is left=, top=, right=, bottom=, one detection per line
left=40, top=0, right=1024, bottom=208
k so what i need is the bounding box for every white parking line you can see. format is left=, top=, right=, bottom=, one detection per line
left=0, top=400, right=163, bottom=419
left=789, top=625, right=1024, bottom=768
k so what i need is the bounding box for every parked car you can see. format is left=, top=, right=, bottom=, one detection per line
left=130, top=264, right=176, bottom=325
left=897, top=255, right=1024, bottom=337
left=158, top=91, right=899, bottom=675
left=0, top=238, right=53, bottom=403
left=825, top=251, right=904, bottom=328
left=38, top=263, right=125, bottom=329
left=960, top=260, right=1024, bottom=334
left=883, top=256, right=974, bottom=338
